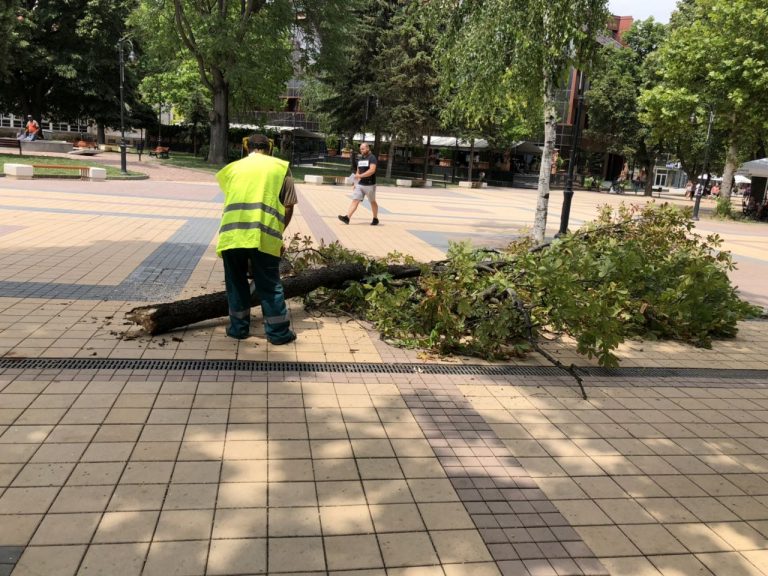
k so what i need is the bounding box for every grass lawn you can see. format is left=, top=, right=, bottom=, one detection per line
left=0, top=153, right=144, bottom=178
left=158, top=151, right=224, bottom=173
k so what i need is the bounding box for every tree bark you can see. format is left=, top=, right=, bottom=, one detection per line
left=126, top=263, right=421, bottom=335
left=423, top=131, right=431, bottom=180
left=467, top=138, right=475, bottom=183
left=208, top=69, right=229, bottom=165
left=385, top=136, right=395, bottom=179
left=720, top=138, right=739, bottom=201
left=96, top=122, right=106, bottom=145
left=533, top=75, right=556, bottom=244
left=644, top=158, right=655, bottom=196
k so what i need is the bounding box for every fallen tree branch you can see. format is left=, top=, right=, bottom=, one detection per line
left=126, top=263, right=421, bottom=335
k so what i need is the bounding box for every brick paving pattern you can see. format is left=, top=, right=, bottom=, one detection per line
left=0, top=155, right=767, bottom=574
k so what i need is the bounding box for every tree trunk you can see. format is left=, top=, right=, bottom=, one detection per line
left=452, top=137, right=458, bottom=183
left=644, top=158, right=655, bottom=196
left=96, top=122, right=106, bottom=145
left=126, top=263, right=421, bottom=335
left=422, top=131, right=431, bottom=180
left=720, top=138, right=739, bottom=201
left=374, top=128, right=381, bottom=157
left=207, top=69, right=229, bottom=165
left=533, top=76, right=557, bottom=245
left=468, top=138, right=475, bottom=183
left=385, top=136, right=395, bottom=179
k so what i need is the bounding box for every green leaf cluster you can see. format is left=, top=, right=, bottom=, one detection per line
left=0, top=0, right=138, bottom=123
left=641, top=0, right=768, bottom=196
left=284, top=204, right=760, bottom=367
left=530, top=203, right=760, bottom=365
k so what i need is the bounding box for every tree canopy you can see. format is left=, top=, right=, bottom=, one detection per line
left=585, top=18, right=667, bottom=195
left=132, top=0, right=353, bottom=164
left=0, top=0, right=139, bottom=125
left=431, top=0, right=610, bottom=243
left=641, top=0, right=768, bottom=199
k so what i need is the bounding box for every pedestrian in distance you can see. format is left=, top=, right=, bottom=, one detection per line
left=338, top=142, right=379, bottom=225
left=215, top=134, right=298, bottom=345
left=684, top=180, right=694, bottom=199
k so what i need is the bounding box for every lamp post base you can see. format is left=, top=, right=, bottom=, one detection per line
left=692, top=195, right=702, bottom=221
left=119, top=143, right=127, bottom=174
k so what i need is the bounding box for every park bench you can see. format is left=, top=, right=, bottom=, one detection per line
left=32, top=164, right=90, bottom=180
left=0, top=138, right=22, bottom=155
left=324, top=175, right=349, bottom=185
left=458, top=180, right=487, bottom=189
left=305, top=174, right=349, bottom=185
left=148, top=146, right=170, bottom=159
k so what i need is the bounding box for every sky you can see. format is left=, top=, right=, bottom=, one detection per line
left=608, top=0, right=677, bottom=23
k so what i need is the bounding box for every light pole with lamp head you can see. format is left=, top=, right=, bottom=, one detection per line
left=557, top=70, right=585, bottom=237
left=117, top=36, right=136, bottom=174
left=690, top=105, right=714, bottom=221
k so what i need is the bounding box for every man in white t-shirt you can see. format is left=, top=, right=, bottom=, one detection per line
left=338, top=143, right=379, bottom=226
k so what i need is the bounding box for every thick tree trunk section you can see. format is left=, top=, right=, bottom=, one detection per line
left=208, top=70, right=229, bottom=165
left=720, top=139, right=739, bottom=201
left=644, top=158, right=655, bottom=196
left=96, top=122, right=106, bottom=145
left=467, top=139, right=475, bottom=183
left=126, top=263, right=421, bottom=335
left=385, top=137, right=395, bottom=179
left=374, top=128, right=381, bottom=157
left=533, top=76, right=557, bottom=245
left=422, top=131, right=431, bottom=180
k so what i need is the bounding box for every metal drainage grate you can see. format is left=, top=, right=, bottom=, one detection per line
left=0, top=357, right=563, bottom=376
left=0, top=357, right=766, bottom=380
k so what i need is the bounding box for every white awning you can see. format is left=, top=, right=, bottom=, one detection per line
left=740, top=158, right=768, bottom=178
left=353, top=133, right=490, bottom=150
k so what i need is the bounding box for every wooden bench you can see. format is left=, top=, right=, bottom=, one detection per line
left=0, top=138, right=22, bottom=155
left=148, top=146, right=170, bottom=159
left=32, top=164, right=90, bottom=180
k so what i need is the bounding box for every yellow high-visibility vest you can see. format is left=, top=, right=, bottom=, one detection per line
left=215, top=153, right=289, bottom=257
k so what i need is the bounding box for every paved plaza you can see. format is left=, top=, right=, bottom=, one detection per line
left=1, top=155, right=768, bottom=575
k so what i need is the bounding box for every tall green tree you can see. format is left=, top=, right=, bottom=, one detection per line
left=0, top=0, right=15, bottom=76
left=641, top=0, right=768, bottom=200
left=134, top=0, right=351, bottom=164
left=432, top=0, right=609, bottom=243
left=586, top=19, right=667, bottom=196
left=374, top=1, right=440, bottom=178
left=304, top=0, right=396, bottom=150
left=0, top=0, right=138, bottom=125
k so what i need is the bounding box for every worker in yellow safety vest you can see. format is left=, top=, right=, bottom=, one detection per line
left=216, top=134, right=298, bottom=345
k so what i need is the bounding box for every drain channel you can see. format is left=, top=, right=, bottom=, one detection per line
left=0, top=357, right=767, bottom=380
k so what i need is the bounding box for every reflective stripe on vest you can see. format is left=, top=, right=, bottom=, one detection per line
left=216, top=154, right=288, bottom=257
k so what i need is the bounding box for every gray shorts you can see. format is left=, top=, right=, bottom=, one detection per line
left=352, top=183, right=377, bottom=202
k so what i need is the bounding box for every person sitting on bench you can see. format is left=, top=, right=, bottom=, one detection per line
left=17, top=116, right=41, bottom=141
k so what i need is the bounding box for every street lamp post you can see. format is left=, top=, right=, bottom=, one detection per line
left=691, top=106, right=715, bottom=221
left=557, top=70, right=585, bottom=237
left=117, top=36, right=135, bottom=175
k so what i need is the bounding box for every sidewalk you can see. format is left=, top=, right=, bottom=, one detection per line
left=1, top=163, right=767, bottom=575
